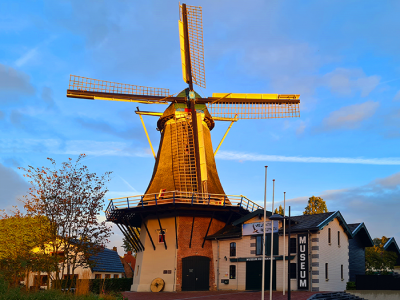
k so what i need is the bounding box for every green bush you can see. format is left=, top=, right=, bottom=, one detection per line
left=0, top=288, right=101, bottom=300
left=346, top=281, right=356, bottom=290
left=0, top=277, right=8, bottom=295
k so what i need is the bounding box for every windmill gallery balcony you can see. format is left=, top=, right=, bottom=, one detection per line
left=105, top=190, right=262, bottom=224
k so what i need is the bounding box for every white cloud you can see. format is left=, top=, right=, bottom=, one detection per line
left=118, top=176, right=139, bottom=193
left=321, top=101, right=379, bottom=131
left=394, top=90, right=400, bottom=101
left=323, top=68, right=380, bottom=97
left=279, top=172, right=400, bottom=240
left=296, top=121, right=306, bottom=135
left=0, top=163, right=30, bottom=211
left=216, top=150, right=400, bottom=165
left=0, top=138, right=152, bottom=158
left=317, top=172, right=400, bottom=240
left=15, top=46, right=39, bottom=67
left=0, top=64, right=34, bottom=97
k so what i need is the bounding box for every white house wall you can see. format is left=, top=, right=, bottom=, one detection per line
left=211, top=215, right=350, bottom=292
left=313, top=217, right=349, bottom=292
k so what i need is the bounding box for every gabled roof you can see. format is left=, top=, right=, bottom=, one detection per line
left=281, top=211, right=353, bottom=238
left=206, top=224, right=241, bottom=240
left=232, top=209, right=272, bottom=226
left=384, top=237, right=400, bottom=265
left=91, top=248, right=125, bottom=273
left=347, top=223, right=360, bottom=233
left=348, top=222, right=373, bottom=247
left=384, top=237, right=400, bottom=254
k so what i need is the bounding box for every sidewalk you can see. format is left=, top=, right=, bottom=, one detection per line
left=122, top=290, right=322, bottom=300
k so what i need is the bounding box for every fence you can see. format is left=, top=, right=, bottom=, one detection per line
left=105, top=190, right=262, bottom=219
left=356, top=274, right=400, bottom=290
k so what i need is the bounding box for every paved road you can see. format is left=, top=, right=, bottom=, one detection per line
left=122, top=290, right=322, bottom=300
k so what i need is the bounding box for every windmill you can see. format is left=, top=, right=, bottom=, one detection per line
left=67, top=3, right=300, bottom=292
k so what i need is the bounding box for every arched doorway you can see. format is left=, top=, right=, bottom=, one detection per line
left=182, top=256, right=210, bottom=291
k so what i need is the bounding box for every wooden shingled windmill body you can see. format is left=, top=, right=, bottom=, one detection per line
left=67, top=4, right=300, bottom=292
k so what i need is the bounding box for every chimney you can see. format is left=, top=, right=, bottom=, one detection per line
left=113, top=247, right=117, bottom=252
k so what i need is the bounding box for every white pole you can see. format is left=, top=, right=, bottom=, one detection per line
left=261, top=166, right=268, bottom=300
left=283, top=192, right=286, bottom=295
left=270, top=179, right=275, bottom=300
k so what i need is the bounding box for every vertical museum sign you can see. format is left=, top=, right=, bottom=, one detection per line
left=297, top=233, right=309, bottom=290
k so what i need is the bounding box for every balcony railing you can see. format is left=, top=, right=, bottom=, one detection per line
left=105, top=190, right=262, bottom=219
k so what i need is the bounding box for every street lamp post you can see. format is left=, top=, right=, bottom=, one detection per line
left=270, top=179, right=275, bottom=300
left=288, top=206, right=291, bottom=300
left=261, top=166, right=268, bottom=300
left=283, top=192, right=286, bottom=296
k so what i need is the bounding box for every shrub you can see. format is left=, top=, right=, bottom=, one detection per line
left=55, top=278, right=132, bottom=294
left=346, top=281, right=356, bottom=290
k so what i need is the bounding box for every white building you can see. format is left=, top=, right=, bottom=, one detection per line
left=206, top=210, right=353, bottom=292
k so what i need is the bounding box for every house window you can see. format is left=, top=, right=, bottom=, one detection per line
left=328, top=228, right=331, bottom=244
left=290, top=238, right=296, bottom=254
left=35, top=275, right=48, bottom=286
left=325, top=263, right=329, bottom=281
left=158, top=230, right=166, bottom=243
left=290, top=263, right=296, bottom=279
left=230, top=242, right=236, bottom=256
left=256, top=236, right=263, bottom=255
left=114, top=274, right=119, bottom=278
left=105, top=274, right=111, bottom=279
left=95, top=274, right=101, bottom=279
left=341, top=265, right=343, bottom=280
left=229, top=265, right=236, bottom=279
left=338, top=231, right=340, bottom=247
left=63, top=274, right=78, bottom=280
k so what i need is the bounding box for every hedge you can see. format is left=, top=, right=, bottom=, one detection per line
left=54, top=278, right=132, bottom=293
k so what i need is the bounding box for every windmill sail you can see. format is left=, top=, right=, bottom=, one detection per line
left=206, top=93, right=300, bottom=119
left=67, top=75, right=171, bottom=104
left=179, top=4, right=206, bottom=88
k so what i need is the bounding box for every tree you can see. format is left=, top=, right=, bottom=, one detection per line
left=0, top=212, right=52, bottom=288
left=19, top=154, right=113, bottom=288
left=366, top=236, right=398, bottom=274
left=274, top=205, right=284, bottom=216
left=303, top=196, right=328, bottom=215
left=122, top=236, right=134, bottom=253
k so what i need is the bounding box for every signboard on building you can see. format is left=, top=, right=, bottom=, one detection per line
left=297, top=233, right=309, bottom=290
left=242, top=221, right=279, bottom=236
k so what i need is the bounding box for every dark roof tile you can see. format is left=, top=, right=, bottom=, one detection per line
left=206, top=225, right=241, bottom=240
left=91, top=248, right=125, bottom=273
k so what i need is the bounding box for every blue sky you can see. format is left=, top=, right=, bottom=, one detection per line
left=1, top=0, right=400, bottom=255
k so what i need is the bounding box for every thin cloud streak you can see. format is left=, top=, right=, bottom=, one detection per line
left=216, top=150, right=400, bottom=165
left=0, top=139, right=152, bottom=158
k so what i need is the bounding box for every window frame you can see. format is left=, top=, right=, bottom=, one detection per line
left=341, top=264, right=344, bottom=281
left=229, top=265, right=236, bottom=279
left=289, top=237, right=297, bottom=254
left=325, top=263, right=329, bottom=281
left=289, top=263, right=296, bottom=279
left=338, top=231, right=340, bottom=247
left=328, top=228, right=331, bottom=245
left=256, top=235, right=263, bottom=255
left=230, top=242, right=236, bottom=257
left=158, top=230, right=166, bottom=243
left=95, top=274, right=101, bottom=279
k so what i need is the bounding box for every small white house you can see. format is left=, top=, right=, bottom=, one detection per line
left=26, top=247, right=125, bottom=289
